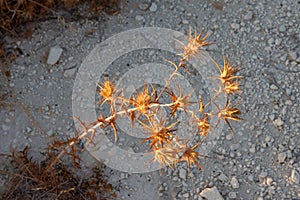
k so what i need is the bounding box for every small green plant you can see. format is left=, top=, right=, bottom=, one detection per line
left=51, top=27, right=243, bottom=174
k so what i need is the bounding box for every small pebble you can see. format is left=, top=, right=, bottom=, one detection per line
left=270, top=84, right=278, bottom=90
left=64, top=67, right=77, bottom=78
left=47, top=46, right=63, bottom=65
left=288, top=51, right=297, bottom=61
left=138, top=2, right=150, bottom=11
left=278, top=152, right=286, bottom=163
left=244, top=11, right=253, bottom=20
left=231, top=23, right=240, bottom=30
left=278, top=25, right=286, bottom=32
left=179, top=168, right=187, bottom=180
left=200, top=186, right=224, bottom=200
left=291, top=169, right=300, bottom=184
left=274, top=118, right=284, bottom=127
left=150, top=2, right=158, bottom=12
left=285, top=100, right=293, bottom=106
left=266, top=177, right=273, bottom=185
left=231, top=176, right=239, bottom=189
left=228, top=191, right=237, bottom=199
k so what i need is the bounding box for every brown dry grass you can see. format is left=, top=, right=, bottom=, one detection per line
left=0, top=0, right=121, bottom=37
left=1, top=146, right=116, bottom=199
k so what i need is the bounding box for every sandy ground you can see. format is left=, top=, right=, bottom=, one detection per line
left=1, top=0, right=300, bottom=199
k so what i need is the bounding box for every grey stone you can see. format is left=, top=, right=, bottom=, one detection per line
left=2, top=124, right=10, bottom=131
left=64, top=67, right=77, bottom=78
left=135, top=15, right=145, bottom=21
left=244, top=11, right=253, bottom=20
left=182, top=192, right=189, bottom=198
left=200, top=186, right=224, bottom=200
left=149, top=2, right=158, bottom=12
left=138, top=2, right=150, bottom=11
left=279, top=25, right=286, bottom=32
left=179, top=168, right=187, bottom=180
left=288, top=51, right=297, bottom=61
left=228, top=191, right=237, bottom=199
left=218, top=173, right=228, bottom=182
left=278, top=152, right=286, bottom=163
left=47, top=46, right=63, bottom=65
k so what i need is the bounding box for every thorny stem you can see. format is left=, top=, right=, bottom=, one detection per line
left=50, top=100, right=183, bottom=168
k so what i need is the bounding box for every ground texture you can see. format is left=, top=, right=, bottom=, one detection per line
left=0, top=0, right=300, bottom=199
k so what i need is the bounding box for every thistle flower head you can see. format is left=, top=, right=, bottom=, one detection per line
left=212, top=57, right=242, bottom=85
left=215, top=100, right=242, bottom=135
left=177, top=141, right=205, bottom=172
left=177, top=28, right=211, bottom=61
left=130, top=84, right=157, bottom=116
left=196, top=114, right=210, bottom=137
left=98, top=77, right=116, bottom=104
left=218, top=100, right=241, bottom=121
left=166, top=86, right=194, bottom=117
left=152, top=143, right=180, bottom=170
left=139, top=117, right=179, bottom=151
left=223, top=81, right=241, bottom=95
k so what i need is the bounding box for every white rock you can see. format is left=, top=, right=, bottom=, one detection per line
left=291, top=169, right=300, bottom=184
left=200, top=186, right=224, bottom=200
left=231, top=176, right=239, bottom=189
left=231, top=23, right=240, bottom=30
left=274, top=118, right=284, bottom=127
left=47, top=46, right=63, bottom=65
left=270, top=84, right=278, bottom=90
left=266, top=177, right=273, bottom=185
left=285, top=100, right=293, bottom=106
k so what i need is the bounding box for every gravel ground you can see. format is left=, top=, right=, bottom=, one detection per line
left=1, top=0, right=300, bottom=199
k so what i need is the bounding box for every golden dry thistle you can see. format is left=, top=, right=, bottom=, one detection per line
left=50, top=28, right=243, bottom=176
left=166, top=86, right=195, bottom=117
left=151, top=144, right=179, bottom=170
left=195, top=114, right=210, bottom=137
left=139, top=117, right=179, bottom=151
left=216, top=100, right=241, bottom=134
left=177, top=141, right=206, bottom=173
left=176, top=28, right=211, bottom=60
left=211, top=56, right=242, bottom=85
left=129, top=84, right=157, bottom=116
left=223, top=81, right=242, bottom=95
left=97, top=77, right=116, bottom=104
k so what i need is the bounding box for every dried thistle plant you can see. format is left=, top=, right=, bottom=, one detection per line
left=49, top=28, right=243, bottom=175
